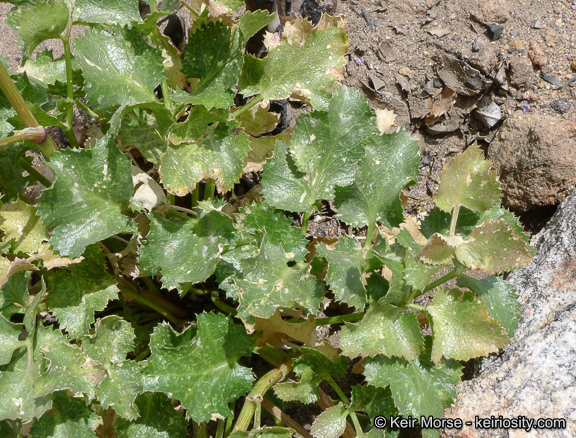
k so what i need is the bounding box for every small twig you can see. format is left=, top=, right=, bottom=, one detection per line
left=360, top=7, right=374, bottom=32
left=261, top=397, right=313, bottom=438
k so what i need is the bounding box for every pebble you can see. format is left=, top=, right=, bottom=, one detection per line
left=550, top=98, right=571, bottom=114
left=472, top=35, right=490, bottom=52
left=509, top=56, right=534, bottom=86
left=528, top=42, right=548, bottom=67
left=487, top=24, right=504, bottom=41
left=540, top=71, right=561, bottom=85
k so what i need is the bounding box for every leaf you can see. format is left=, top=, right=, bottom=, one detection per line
left=237, top=202, right=309, bottom=262
left=30, top=391, right=98, bottom=438
left=310, top=403, right=348, bottom=438
left=292, top=86, right=376, bottom=204
left=260, top=141, right=311, bottom=213
left=167, top=106, right=229, bottom=145
left=73, top=27, right=165, bottom=110
left=37, top=134, right=136, bottom=258
left=83, top=316, right=141, bottom=420
left=417, top=234, right=455, bottom=266
left=316, top=235, right=367, bottom=308
left=274, top=348, right=346, bottom=404
left=118, top=104, right=172, bottom=164
left=139, top=210, right=236, bottom=293
left=234, top=242, right=325, bottom=323
left=34, top=325, right=96, bottom=399
left=238, top=10, right=275, bottom=42
left=455, top=220, right=533, bottom=274
left=403, top=252, right=442, bottom=291
left=0, top=315, right=25, bottom=366
left=18, top=1, right=69, bottom=56
left=22, top=50, right=68, bottom=85
left=456, top=275, right=520, bottom=337
left=0, top=270, right=29, bottom=319
left=115, top=392, right=187, bottom=438
left=0, top=351, right=52, bottom=421
left=182, top=21, right=242, bottom=109
left=427, top=289, right=509, bottom=363
left=142, top=313, right=254, bottom=422
left=261, top=87, right=375, bottom=213
left=335, top=128, right=421, bottom=230
left=364, top=338, right=462, bottom=419
left=75, top=0, right=142, bottom=26
left=45, top=246, right=119, bottom=339
left=419, top=207, right=479, bottom=240
left=82, top=316, right=134, bottom=369
left=159, top=121, right=251, bottom=195
left=0, top=143, right=29, bottom=202
left=479, top=205, right=531, bottom=243
left=239, top=21, right=347, bottom=110
left=434, top=143, right=500, bottom=214
left=0, top=200, right=48, bottom=256
left=339, top=302, right=423, bottom=361
left=350, top=385, right=397, bottom=419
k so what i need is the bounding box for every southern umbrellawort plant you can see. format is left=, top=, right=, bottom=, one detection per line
left=0, top=1, right=533, bottom=437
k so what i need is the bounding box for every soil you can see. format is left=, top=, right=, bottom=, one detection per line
left=1, top=1, right=575, bottom=437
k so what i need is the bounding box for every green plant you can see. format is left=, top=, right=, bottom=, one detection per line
left=0, top=1, right=533, bottom=437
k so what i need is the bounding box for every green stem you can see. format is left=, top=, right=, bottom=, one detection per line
left=325, top=374, right=350, bottom=405
left=204, top=178, right=216, bottom=200
left=224, top=401, right=236, bottom=437
left=0, top=133, right=25, bottom=148
left=164, top=209, right=190, bottom=220
left=216, top=418, right=226, bottom=438
left=191, top=184, right=200, bottom=207
left=301, top=210, right=311, bottom=234
left=118, top=284, right=186, bottom=325
left=406, top=303, right=426, bottom=313
left=169, top=204, right=198, bottom=216
left=364, top=221, right=376, bottom=249
left=232, top=362, right=293, bottom=433
left=449, top=202, right=460, bottom=237
left=211, top=291, right=238, bottom=316
left=0, top=175, right=30, bottom=203
left=0, top=62, right=58, bottom=157
left=18, top=158, right=52, bottom=187
left=161, top=80, right=174, bottom=114
left=422, top=269, right=459, bottom=294
left=61, top=37, right=78, bottom=148
left=325, top=375, right=364, bottom=436
left=230, top=94, right=265, bottom=119
left=75, top=99, right=99, bottom=120
left=181, top=0, right=202, bottom=20
left=141, top=276, right=162, bottom=297
left=133, top=346, right=151, bottom=362
left=192, top=422, right=209, bottom=438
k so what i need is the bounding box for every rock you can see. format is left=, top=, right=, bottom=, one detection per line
left=488, top=112, right=576, bottom=211
left=470, top=0, right=510, bottom=24
left=473, top=95, right=501, bottom=128
left=441, top=186, right=576, bottom=438
left=472, top=34, right=489, bottom=52
left=527, top=41, right=547, bottom=67
left=508, top=56, right=533, bottom=87
left=550, top=98, right=571, bottom=114
left=487, top=24, right=504, bottom=40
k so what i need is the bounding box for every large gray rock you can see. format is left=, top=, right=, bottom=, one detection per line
left=442, top=186, right=576, bottom=437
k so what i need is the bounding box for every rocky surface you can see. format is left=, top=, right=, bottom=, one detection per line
left=442, top=186, right=576, bottom=437
left=488, top=112, right=576, bottom=211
